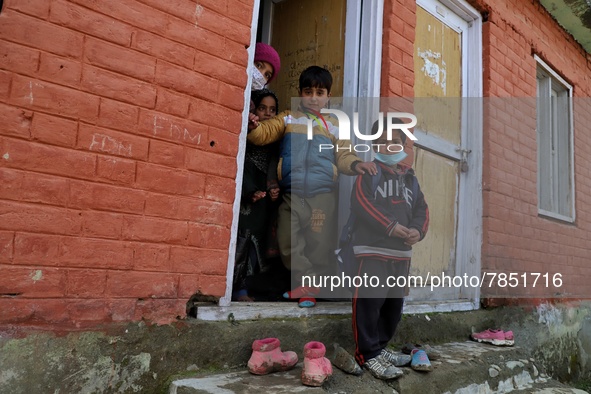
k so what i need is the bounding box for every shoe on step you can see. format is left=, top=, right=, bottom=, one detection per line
left=400, top=343, right=442, bottom=360
left=410, top=349, right=432, bottom=372
left=380, top=348, right=411, bottom=367
left=302, top=341, right=333, bottom=386
left=363, top=354, right=404, bottom=380
left=470, top=329, right=514, bottom=346
left=329, top=343, right=363, bottom=375
left=247, top=337, right=298, bottom=375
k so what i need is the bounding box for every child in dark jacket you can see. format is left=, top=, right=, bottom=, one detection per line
left=350, top=118, right=429, bottom=380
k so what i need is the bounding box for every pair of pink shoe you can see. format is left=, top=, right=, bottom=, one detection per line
left=247, top=338, right=333, bottom=387
left=470, top=329, right=514, bottom=346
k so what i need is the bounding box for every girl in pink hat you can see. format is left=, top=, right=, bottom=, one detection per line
left=233, top=43, right=285, bottom=302
left=251, top=42, right=281, bottom=90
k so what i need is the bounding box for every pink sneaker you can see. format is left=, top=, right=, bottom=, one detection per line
left=470, top=329, right=514, bottom=346
left=302, top=341, right=333, bottom=386
left=247, top=338, right=298, bottom=375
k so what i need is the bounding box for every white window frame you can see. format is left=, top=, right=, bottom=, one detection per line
left=535, top=55, right=575, bottom=223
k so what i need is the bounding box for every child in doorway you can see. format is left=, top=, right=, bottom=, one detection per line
left=350, top=118, right=429, bottom=380
left=232, top=45, right=281, bottom=302
left=247, top=66, right=377, bottom=308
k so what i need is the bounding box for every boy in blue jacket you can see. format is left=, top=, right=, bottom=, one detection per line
left=248, top=66, right=376, bottom=307
left=350, top=119, right=429, bottom=379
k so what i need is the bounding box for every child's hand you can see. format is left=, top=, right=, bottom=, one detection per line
left=404, top=228, right=421, bottom=245
left=248, top=113, right=259, bottom=130
left=355, top=161, right=377, bottom=175
left=268, top=187, right=280, bottom=201
left=390, top=223, right=410, bottom=239
left=251, top=190, right=266, bottom=203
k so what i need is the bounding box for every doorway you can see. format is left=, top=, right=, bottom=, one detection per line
left=215, top=0, right=385, bottom=314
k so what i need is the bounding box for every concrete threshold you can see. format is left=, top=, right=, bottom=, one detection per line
left=196, top=300, right=479, bottom=321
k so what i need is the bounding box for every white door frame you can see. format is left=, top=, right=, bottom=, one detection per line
left=219, top=0, right=261, bottom=307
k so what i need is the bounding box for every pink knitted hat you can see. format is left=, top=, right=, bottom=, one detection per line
left=254, top=43, right=281, bottom=82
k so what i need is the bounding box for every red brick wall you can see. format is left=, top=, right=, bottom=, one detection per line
left=382, top=0, right=591, bottom=299
left=478, top=0, right=591, bottom=299
left=381, top=0, right=416, bottom=98
left=0, top=0, right=253, bottom=328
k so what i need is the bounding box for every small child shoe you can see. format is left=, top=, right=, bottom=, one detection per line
left=283, top=286, right=320, bottom=299
left=380, top=348, right=411, bottom=367
left=298, top=297, right=316, bottom=308
left=247, top=338, right=298, bottom=375
left=470, top=329, right=514, bottom=346
left=302, top=341, right=333, bottom=386
left=401, top=343, right=441, bottom=360
left=363, top=354, right=403, bottom=380
left=410, top=349, right=432, bottom=372
left=329, top=343, right=363, bottom=375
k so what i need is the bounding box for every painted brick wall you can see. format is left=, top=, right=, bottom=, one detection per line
left=0, top=0, right=252, bottom=328
left=478, top=0, right=591, bottom=300
left=382, top=0, right=591, bottom=300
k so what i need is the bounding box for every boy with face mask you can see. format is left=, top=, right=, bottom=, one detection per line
left=349, top=118, right=430, bottom=380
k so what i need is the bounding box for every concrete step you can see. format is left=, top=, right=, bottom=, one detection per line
left=170, top=341, right=589, bottom=394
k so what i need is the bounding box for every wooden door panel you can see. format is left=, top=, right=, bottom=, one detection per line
left=414, top=5, right=462, bottom=145
left=270, top=0, right=346, bottom=109
left=411, top=147, right=458, bottom=278
left=412, top=5, right=463, bottom=287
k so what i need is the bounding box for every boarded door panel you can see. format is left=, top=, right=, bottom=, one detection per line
left=411, top=5, right=463, bottom=284
left=411, top=147, right=458, bottom=277
left=414, top=5, right=462, bottom=145
left=270, top=0, right=346, bottom=109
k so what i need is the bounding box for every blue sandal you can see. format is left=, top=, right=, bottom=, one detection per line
left=410, top=349, right=432, bottom=372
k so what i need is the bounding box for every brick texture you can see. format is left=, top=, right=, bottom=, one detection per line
left=0, top=0, right=250, bottom=328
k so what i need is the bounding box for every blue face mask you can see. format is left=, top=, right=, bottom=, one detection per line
left=375, top=151, right=408, bottom=166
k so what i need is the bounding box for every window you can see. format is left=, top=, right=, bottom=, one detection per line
left=535, top=55, right=574, bottom=222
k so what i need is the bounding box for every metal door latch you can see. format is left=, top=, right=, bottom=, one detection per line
left=456, top=147, right=472, bottom=173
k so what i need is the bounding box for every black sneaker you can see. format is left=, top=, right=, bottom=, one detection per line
left=363, top=355, right=404, bottom=380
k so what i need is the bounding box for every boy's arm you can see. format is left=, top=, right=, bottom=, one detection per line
left=247, top=110, right=290, bottom=146
left=351, top=172, right=401, bottom=237
left=408, top=178, right=429, bottom=241
left=334, top=137, right=363, bottom=175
